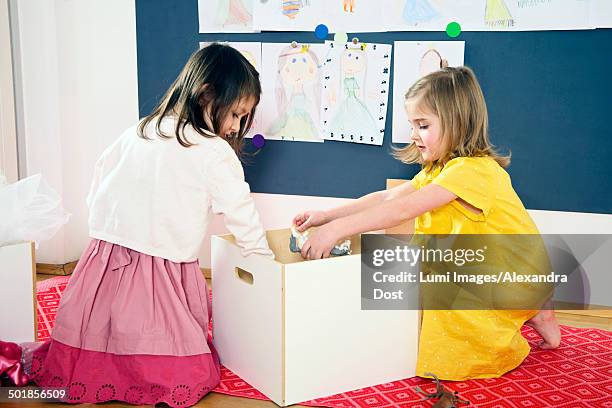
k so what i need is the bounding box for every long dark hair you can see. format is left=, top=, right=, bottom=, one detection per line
left=138, top=43, right=261, bottom=156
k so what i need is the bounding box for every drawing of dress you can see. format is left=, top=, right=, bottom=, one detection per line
left=216, top=0, right=252, bottom=27
left=485, top=0, right=514, bottom=27
left=402, top=0, right=438, bottom=25
left=282, top=0, right=304, bottom=19
left=330, top=77, right=378, bottom=140
left=268, top=92, right=318, bottom=140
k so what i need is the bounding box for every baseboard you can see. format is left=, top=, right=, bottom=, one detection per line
left=36, top=261, right=78, bottom=276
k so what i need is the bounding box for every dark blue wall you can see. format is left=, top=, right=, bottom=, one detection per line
left=136, top=0, right=612, bottom=214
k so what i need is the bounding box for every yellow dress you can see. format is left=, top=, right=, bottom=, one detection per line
left=411, top=156, right=539, bottom=380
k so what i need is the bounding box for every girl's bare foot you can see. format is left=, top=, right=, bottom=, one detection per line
left=526, top=308, right=561, bottom=349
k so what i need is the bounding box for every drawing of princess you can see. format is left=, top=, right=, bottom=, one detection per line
left=329, top=44, right=378, bottom=142
left=267, top=45, right=321, bottom=141
left=402, top=0, right=438, bottom=26
left=485, top=0, right=514, bottom=27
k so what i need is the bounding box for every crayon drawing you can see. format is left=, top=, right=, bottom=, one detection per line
left=321, top=41, right=392, bottom=145
left=391, top=41, right=464, bottom=144
left=260, top=43, right=326, bottom=142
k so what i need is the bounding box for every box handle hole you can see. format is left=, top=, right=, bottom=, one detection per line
left=235, top=267, right=254, bottom=285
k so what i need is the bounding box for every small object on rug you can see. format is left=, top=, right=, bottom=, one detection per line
left=289, top=224, right=351, bottom=256
left=414, top=372, right=470, bottom=408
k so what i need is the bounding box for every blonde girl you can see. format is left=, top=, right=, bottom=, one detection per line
left=293, top=66, right=560, bottom=380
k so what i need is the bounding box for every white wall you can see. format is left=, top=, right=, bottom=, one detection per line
left=0, top=0, right=18, bottom=183
left=11, top=0, right=139, bottom=263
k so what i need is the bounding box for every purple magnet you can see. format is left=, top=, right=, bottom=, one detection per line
left=252, top=134, right=266, bottom=149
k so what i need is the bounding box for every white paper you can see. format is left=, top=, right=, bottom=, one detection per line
left=391, top=41, right=465, bottom=144
left=324, top=1, right=384, bottom=33
left=259, top=43, right=327, bottom=142
left=320, top=41, right=392, bottom=146
left=380, top=0, right=591, bottom=31
left=200, top=42, right=263, bottom=137
left=589, top=0, right=612, bottom=28
left=510, top=0, right=591, bottom=31
left=199, top=0, right=256, bottom=33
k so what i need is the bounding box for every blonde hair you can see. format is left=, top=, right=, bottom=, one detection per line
left=393, top=66, right=510, bottom=169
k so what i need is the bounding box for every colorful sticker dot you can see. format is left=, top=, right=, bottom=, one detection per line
left=334, top=31, right=348, bottom=44
left=446, top=22, right=461, bottom=38
left=252, top=134, right=265, bottom=149
left=314, top=24, right=329, bottom=40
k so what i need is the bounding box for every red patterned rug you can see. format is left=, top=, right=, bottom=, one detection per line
left=37, top=276, right=612, bottom=407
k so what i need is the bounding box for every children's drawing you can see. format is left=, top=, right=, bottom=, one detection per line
left=485, top=0, right=514, bottom=27
left=216, top=0, right=252, bottom=27
left=198, top=0, right=255, bottom=32
left=263, top=44, right=323, bottom=142
left=254, top=0, right=590, bottom=32
left=402, top=0, right=438, bottom=25
left=391, top=41, right=464, bottom=144
left=321, top=41, right=391, bottom=145
left=282, top=0, right=310, bottom=19
left=343, top=0, right=355, bottom=13
left=329, top=45, right=378, bottom=142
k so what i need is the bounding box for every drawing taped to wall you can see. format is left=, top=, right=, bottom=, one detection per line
left=320, top=41, right=391, bottom=145
left=391, top=41, right=464, bottom=144
left=259, top=43, right=325, bottom=142
left=251, top=0, right=592, bottom=32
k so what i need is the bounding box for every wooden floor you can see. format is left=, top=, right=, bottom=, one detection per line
left=16, top=274, right=612, bottom=408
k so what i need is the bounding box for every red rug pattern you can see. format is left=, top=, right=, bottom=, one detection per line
left=37, top=276, right=612, bottom=407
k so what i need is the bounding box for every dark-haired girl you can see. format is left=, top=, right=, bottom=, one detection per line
left=31, top=43, right=273, bottom=406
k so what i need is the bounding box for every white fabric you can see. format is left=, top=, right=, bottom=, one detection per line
left=87, top=116, right=272, bottom=262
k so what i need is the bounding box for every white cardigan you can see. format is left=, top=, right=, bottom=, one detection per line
left=87, top=117, right=272, bottom=263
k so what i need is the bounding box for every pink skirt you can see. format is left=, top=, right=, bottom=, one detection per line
left=31, top=239, right=220, bottom=406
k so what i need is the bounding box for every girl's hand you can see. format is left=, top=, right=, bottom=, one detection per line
left=300, top=223, right=340, bottom=260
left=293, top=210, right=329, bottom=232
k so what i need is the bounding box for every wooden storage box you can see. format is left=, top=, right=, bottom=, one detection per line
left=211, top=228, right=418, bottom=406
